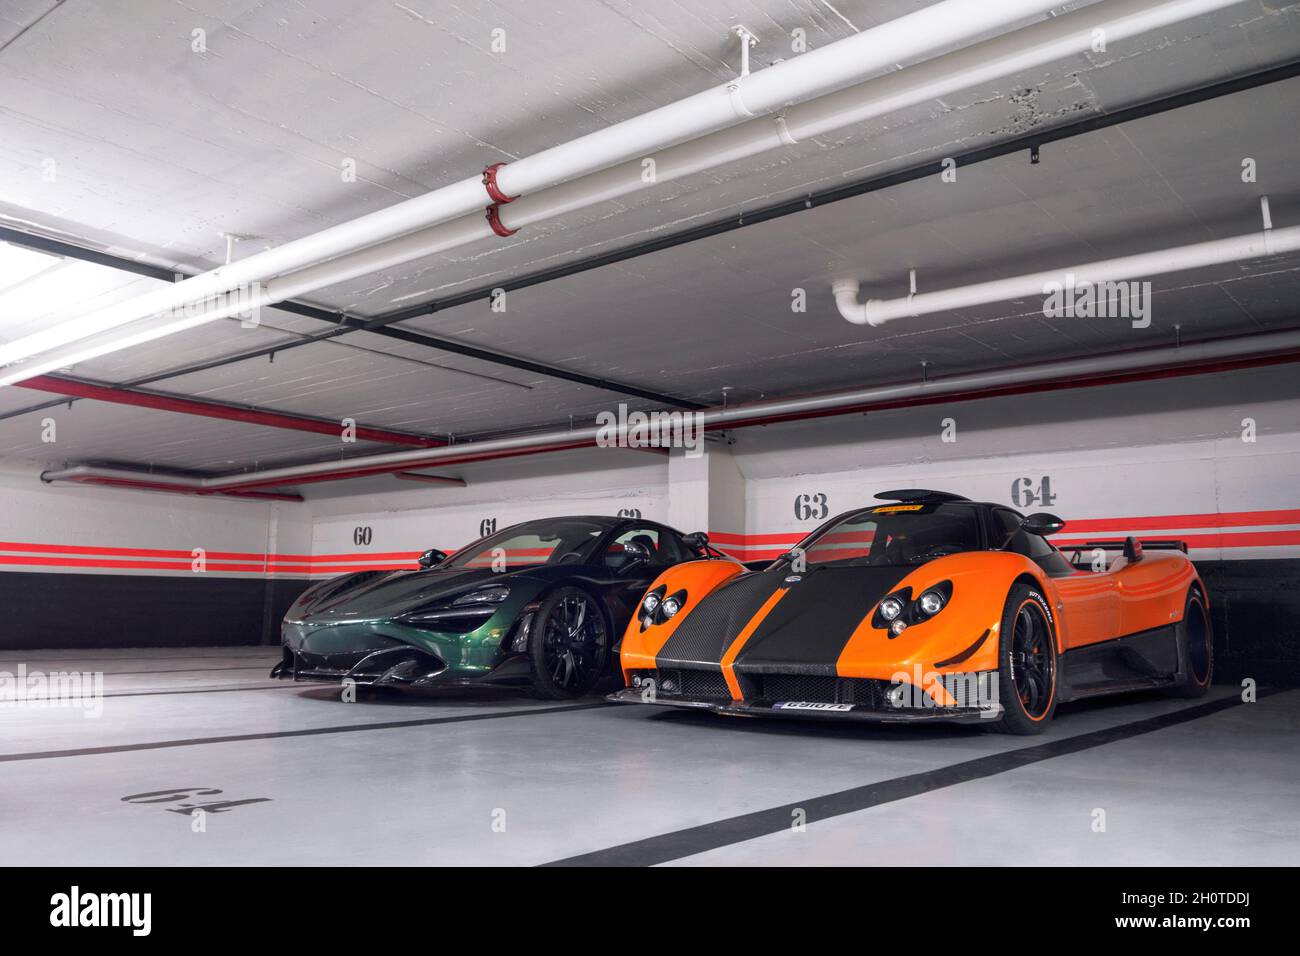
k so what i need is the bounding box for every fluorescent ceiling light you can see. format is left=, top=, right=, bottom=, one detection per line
left=0, top=241, right=61, bottom=296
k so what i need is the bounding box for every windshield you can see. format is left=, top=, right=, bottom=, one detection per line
left=790, top=503, right=982, bottom=568
left=442, top=518, right=610, bottom=571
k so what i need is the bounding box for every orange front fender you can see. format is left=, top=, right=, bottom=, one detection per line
left=836, top=551, right=1057, bottom=688
left=618, top=558, right=745, bottom=681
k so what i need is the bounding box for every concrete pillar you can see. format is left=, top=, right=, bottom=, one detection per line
left=666, top=444, right=746, bottom=537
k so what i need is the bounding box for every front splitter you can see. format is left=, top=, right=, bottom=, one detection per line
left=606, top=687, right=1001, bottom=724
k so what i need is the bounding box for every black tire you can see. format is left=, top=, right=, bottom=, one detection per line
left=989, top=583, right=1059, bottom=735
left=528, top=586, right=611, bottom=699
left=1166, top=588, right=1213, bottom=698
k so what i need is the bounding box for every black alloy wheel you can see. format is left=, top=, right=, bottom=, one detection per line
left=1010, top=599, right=1055, bottom=720
left=529, top=587, right=610, bottom=699
left=991, top=584, right=1059, bottom=734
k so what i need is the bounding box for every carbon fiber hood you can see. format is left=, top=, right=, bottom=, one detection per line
left=654, top=565, right=911, bottom=671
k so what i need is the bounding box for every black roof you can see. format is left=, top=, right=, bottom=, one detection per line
left=506, top=515, right=625, bottom=526
left=874, top=489, right=971, bottom=503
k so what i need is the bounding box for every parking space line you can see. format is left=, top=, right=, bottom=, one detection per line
left=62, top=665, right=274, bottom=676
left=0, top=652, right=275, bottom=664
left=542, top=691, right=1277, bottom=867
left=0, top=701, right=612, bottom=763
left=92, top=683, right=303, bottom=699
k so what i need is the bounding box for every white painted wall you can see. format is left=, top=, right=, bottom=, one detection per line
left=0, top=460, right=313, bottom=578
left=738, top=365, right=1300, bottom=561
left=308, top=458, right=669, bottom=566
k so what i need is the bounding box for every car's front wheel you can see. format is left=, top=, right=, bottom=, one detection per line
left=528, top=587, right=610, bottom=699
left=990, top=583, right=1059, bottom=734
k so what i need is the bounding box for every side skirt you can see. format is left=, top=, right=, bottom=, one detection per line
left=1057, top=624, right=1180, bottom=702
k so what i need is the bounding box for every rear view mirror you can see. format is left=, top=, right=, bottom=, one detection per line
left=418, top=548, right=448, bottom=569
left=682, top=531, right=709, bottom=551
left=621, top=541, right=651, bottom=563
left=1022, top=513, right=1066, bottom=536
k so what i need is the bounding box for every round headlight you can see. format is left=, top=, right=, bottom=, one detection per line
left=879, top=596, right=904, bottom=621
left=642, top=593, right=661, bottom=615
left=890, top=619, right=908, bottom=637
left=661, top=596, right=682, bottom=619
left=918, top=589, right=945, bottom=616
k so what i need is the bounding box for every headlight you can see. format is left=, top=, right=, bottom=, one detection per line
left=642, top=592, right=661, bottom=615
left=918, top=589, right=945, bottom=615
left=661, top=595, right=682, bottom=619
left=451, top=585, right=510, bottom=606
left=879, top=596, right=905, bottom=621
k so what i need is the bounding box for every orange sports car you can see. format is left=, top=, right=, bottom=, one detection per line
left=610, top=490, right=1213, bottom=734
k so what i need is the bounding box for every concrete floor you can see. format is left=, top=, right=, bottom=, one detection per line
left=1, top=648, right=1295, bottom=866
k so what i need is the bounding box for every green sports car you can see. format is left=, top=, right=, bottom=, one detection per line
left=271, top=515, right=718, bottom=698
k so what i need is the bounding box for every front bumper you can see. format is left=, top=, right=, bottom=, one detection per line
left=607, top=668, right=1003, bottom=724
left=607, top=687, right=998, bottom=723
left=271, top=614, right=533, bottom=688
left=271, top=643, right=447, bottom=686
left=271, top=643, right=535, bottom=688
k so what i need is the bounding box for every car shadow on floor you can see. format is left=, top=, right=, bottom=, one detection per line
left=290, top=683, right=542, bottom=708
left=287, top=673, right=625, bottom=708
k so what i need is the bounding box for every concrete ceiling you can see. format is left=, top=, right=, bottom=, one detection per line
left=1, top=0, right=1299, bottom=482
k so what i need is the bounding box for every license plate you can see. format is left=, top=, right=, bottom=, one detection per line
left=773, top=701, right=854, bottom=712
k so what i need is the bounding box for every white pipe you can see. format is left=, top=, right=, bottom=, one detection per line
left=40, top=326, right=1300, bottom=494
left=3, top=0, right=1241, bottom=381
left=834, top=223, right=1300, bottom=326
left=0, top=0, right=1067, bottom=369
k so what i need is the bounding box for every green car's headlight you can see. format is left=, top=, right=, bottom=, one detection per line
left=451, top=585, right=511, bottom=606
left=402, top=585, right=511, bottom=629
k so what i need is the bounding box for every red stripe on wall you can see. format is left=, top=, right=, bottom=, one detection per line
left=1056, top=531, right=1300, bottom=549
left=5, top=505, right=1300, bottom=577
left=1060, top=509, right=1300, bottom=532
left=0, top=540, right=312, bottom=562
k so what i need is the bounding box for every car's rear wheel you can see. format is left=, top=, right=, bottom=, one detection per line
left=528, top=587, right=610, bottom=699
left=1167, top=588, right=1213, bottom=698
left=990, top=583, right=1058, bottom=735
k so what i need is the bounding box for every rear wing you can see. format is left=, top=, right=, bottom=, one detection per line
left=1068, top=537, right=1188, bottom=563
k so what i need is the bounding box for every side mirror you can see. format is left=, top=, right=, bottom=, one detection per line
left=682, top=531, right=709, bottom=552
left=418, top=548, right=448, bottom=569
left=1022, top=513, right=1066, bottom=536
left=621, top=541, right=651, bottom=564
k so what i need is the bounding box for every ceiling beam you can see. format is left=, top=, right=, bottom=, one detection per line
left=393, top=471, right=468, bottom=486
left=13, top=374, right=447, bottom=447
left=0, top=228, right=705, bottom=410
